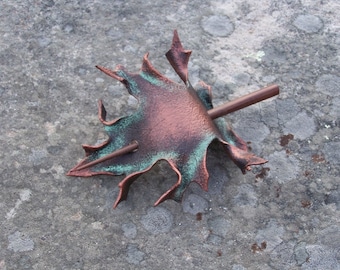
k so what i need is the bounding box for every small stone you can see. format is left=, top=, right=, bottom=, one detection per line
left=232, top=184, right=258, bottom=207
left=91, top=221, right=104, bottom=230
left=232, top=265, right=247, bottom=270
left=106, top=28, right=124, bottom=41
left=277, top=99, right=301, bottom=123
left=8, top=231, right=34, bottom=252
left=19, top=189, right=31, bottom=201
left=37, top=36, right=51, bottom=47
left=267, top=151, right=299, bottom=183
left=319, top=225, right=340, bottom=249
left=255, top=220, right=284, bottom=252
left=294, top=242, right=309, bottom=266
left=63, top=23, right=74, bottom=34
left=182, top=194, right=209, bottom=215
left=126, top=244, right=145, bottom=265
left=325, top=188, right=340, bottom=209
left=262, top=45, right=287, bottom=65
left=208, top=164, right=228, bottom=195
left=315, top=74, right=340, bottom=96
left=207, top=216, right=230, bottom=237
left=270, top=242, right=295, bottom=268
left=29, top=148, right=48, bottom=166
left=43, top=0, right=54, bottom=8
left=293, top=14, right=323, bottom=33
left=141, top=207, right=173, bottom=234
left=234, top=73, right=251, bottom=86
left=95, top=77, right=104, bottom=83
left=261, top=102, right=280, bottom=128
left=283, top=111, right=316, bottom=140
left=302, top=245, right=339, bottom=270
left=18, top=255, right=32, bottom=269
left=127, top=96, right=138, bottom=107
left=47, top=145, right=63, bottom=155
left=122, top=222, right=137, bottom=239
left=323, top=142, right=340, bottom=165
left=74, top=65, right=90, bottom=76
left=233, top=110, right=270, bottom=143
left=202, top=15, right=234, bottom=37
left=206, top=234, right=223, bottom=245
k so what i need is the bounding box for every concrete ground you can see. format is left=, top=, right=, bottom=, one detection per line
left=1, top=0, right=339, bottom=269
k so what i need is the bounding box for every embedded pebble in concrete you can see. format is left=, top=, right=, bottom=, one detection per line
left=294, top=242, right=309, bottom=266
left=315, top=74, right=340, bottom=97
left=232, top=184, right=258, bottom=207
left=106, top=28, right=124, bottom=41
left=293, top=14, right=323, bottom=33
left=121, top=222, right=137, bottom=239
left=325, top=188, right=340, bottom=210
left=206, top=234, right=223, bottom=245
left=267, top=151, right=300, bottom=183
left=302, top=245, right=339, bottom=270
left=63, top=23, right=75, bottom=34
left=127, top=95, right=138, bottom=107
left=262, top=45, right=287, bottom=65
left=182, top=193, right=209, bottom=215
left=141, top=207, right=173, bottom=234
left=234, top=73, right=251, bottom=86
left=231, top=124, right=267, bottom=155
left=255, top=219, right=284, bottom=252
left=323, top=142, right=340, bottom=165
left=232, top=106, right=270, bottom=144
left=8, top=231, right=34, bottom=252
left=95, top=77, right=104, bottom=84
left=207, top=164, right=228, bottom=195
left=29, top=148, right=48, bottom=166
left=318, top=225, right=340, bottom=249
left=207, top=216, right=230, bottom=237
left=283, top=111, right=316, bottom=140
left=47, top=145, right=63, bottom=156
left=260, top=102, right=280, bottom=128
left=201, top=15, right=234, bottom=37
left=126, top=244, right=145, bottom=265
left=37, top=36, right=52, bottom=47
left=234, top=120, right=270, bottom=144
left=6, top=189, right=32, bottom=219
left=270, top=242, right=295, bottom=268
left=12, top=255, right=32, bottom=269
left=232, top=265, right=247, bottom=270
left=276, top=99, right=301, bottom=124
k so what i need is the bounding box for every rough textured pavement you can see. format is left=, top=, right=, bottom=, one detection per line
left=1, top=0, right=339, bottom=269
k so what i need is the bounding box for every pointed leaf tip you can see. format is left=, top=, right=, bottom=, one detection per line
left=166, top=30, right=192, bottom=84
left=96, top=65, right=124, bottom=82
left=141, top=53, right=165, bottom=80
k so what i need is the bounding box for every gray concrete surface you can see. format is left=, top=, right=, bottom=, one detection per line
left=1, top=0, right=339, bottom=269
